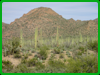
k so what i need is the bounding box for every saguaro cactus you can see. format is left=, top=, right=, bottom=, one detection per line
left=20, top=29, right=24, bottom=47
left=35, top=27, right=38, bottom=49
left=56, top=26, right=59, bottom=47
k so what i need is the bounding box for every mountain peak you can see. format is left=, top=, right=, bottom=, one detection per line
left=3, top=7, right=98, bottom=40
left=25, top=7, right=59, bottom=17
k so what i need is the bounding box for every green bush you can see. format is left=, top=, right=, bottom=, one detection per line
left=38, top=48, right=48, bottom=60
left=14, top=47, right=21, bottom=54
left=78, top=46, right=84, bottom=52
left=87, top=40, right=98, bottom=52
left=21, top=58, right=27, bottom=64
left=59, top=53, right=64, bottom=58
left=34, top=54, right=38, bottom=58
left=60, top=50, right=64, bottom=53
left=63, top=59, right=67, bottom=62
left=77, top=51, right=83, bottom=55
left=23, top=54, right=28, bottom=59
left=3, top=40, right=12, bottom=56
left=15, top=64, right=31, bottom=73
left=32, top=66, right=66, bottom=73
left=29, top=53, right=32, bottom=56
left=35, top=62, right=45, bottom=70
left=14, top=54, right=22, bottom=58
left=49, top=53, right=55, bottom=60
left=3, top=49, right=9, bottom=57
left=11, top=37, right=20, bottom=54
left=2, top=60, right=13, bottom=71
left=48, top=59, right=66, bottom=68
left=67, top=54, right=71, bottom=57
left=31, top=49, right=36, bottom=53
left=39, top=45, right=49, bottom=50
left=27, top=58, right=38, bottom=67
left=66, top=51, right=70, bottom=56
left=53, top=47, right=61, bottom=54
left=66, top=54, right=98, bottom=73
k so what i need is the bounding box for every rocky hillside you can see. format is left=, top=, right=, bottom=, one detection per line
left=2, top=7, right=98, bottom=40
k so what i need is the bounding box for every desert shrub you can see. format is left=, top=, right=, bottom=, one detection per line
left=14, top=54, right=22, bottom=58
left=31, top=49, right=36, bottom=53
left=66, top=54, right=98, bottom=73
left=51, top=50, right=54, bottom=53
left=66, top=51, right=72, bottom=57
left=11, top=37, right=20, bottom=54
left=72, top=50, right=83, bottom=59
left=21, top=58, right=27, bottom=64
left=66, top=51, right=71, bottom=57
left=49, top=53, right=55, bottom=60
left=23, top=54, right=28, bottom=59
left=3, top=39, right=12, bottom=50
left=48, top=59, right=66, bottom=68
left=34, top=54, right=38, bottom=58
left=32, top=66, right=66, bottom=73
left=14, top=47, right=21, bottom=54
left=39, top=45, right=49, bottom=51
left=63, top=59, right=67, bottom=63
left=67, top=54, right=71, bottom=57
left=78, top=46, right=84, bottom=52
left=62, top=46, right=67, bottom=51
left=14, top=64, right=32, bottom=73
left=3, top=48, right=9, bottom=57
left=29, top=53, right=32, bottom=56
left=38, top=48, right=48, bottom=60
left=3, top=40, right=12, bottom=56
left=87, top=40, right=98, bottom=52
left=35, top=62, right=45, bottom=70
left=66, top=58, right=82, bottom=73
left=77, top=51, right=83, bottom=55
left=31, top=59, right=67, bottom=73
left=53, top=47, right=61, bottom=54
left=65, top=42, right=72, bottom=49
left=60, top=50, right=64, bottom=53
left=27, top=58, right=38, bottom=67
left=2, top=60, right=13, bottom=71
left=59, top=53, right=64, bottom=58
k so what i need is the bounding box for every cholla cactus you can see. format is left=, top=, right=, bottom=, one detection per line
left=60, top=50, right=63, bottom=53
left=40, top=60, right=43, bottom=63
left=38, top=58, right=40, bottom=61
left=38, top=58, right=43, bottom=63
left=4, top=48, right=8, bottom=57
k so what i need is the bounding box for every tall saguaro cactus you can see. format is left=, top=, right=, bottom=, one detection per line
left=20, top=29, right=24, bottom=47
left=35, top=27, right=38, bottom=49
left=56, top=26, right=59, bottom=47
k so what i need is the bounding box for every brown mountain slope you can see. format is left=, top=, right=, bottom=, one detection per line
left=2, top=22, right=9, bottom=31
left=2, top=7, right=98, bottom=40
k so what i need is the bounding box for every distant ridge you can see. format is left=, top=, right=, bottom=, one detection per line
left=2, top=7, right=98, bottom=40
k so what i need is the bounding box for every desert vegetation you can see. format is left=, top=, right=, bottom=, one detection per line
left=2, top=27, right=98, bottom=73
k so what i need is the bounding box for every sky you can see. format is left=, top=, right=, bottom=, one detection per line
left=2, top=2, right=98, bottom=24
